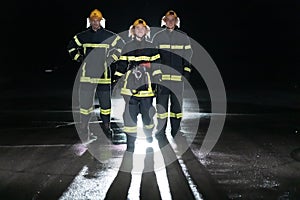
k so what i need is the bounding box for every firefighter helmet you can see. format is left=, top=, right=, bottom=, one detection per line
left=161, top=9, right=180, bottom=28
left=129, top=18, right=150, bottom=39
left=89, top=9, right=103, bottom=20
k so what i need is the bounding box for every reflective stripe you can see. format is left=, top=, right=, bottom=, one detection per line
left=134, top=91, right=154, bottom=97
left=121, top=88, right=132, bottom=96
left=144, top=124, right=155, bottom=129
left=68, top=48, right=76, bottom=53
left=184, top=67, right=191, bottom=72
left=159, top=44, right=184, bottom=49
left=74, top=53, right=81, bottom=61
left=157, top=112, right=168, bottom=119
left=111, top=35, right=121, bottom=47
left=170, top=112, right=183, bottom=119
left=120, top=54, right=160, bottom=62
left=100, top=108, right=111, bottom=115
left=80, top=77, right=111, bottom=84
left=111, top=54, right=118, bottom=61
left=185, top=44, right=192, bottom=49
left=82, top=62, right=86, bottom=77
left=152, top=69, right=162, bottom=76
left=161, top=74, right=182, bottom=81
left=74, top=36, right=82, bottom=46
left=123, top=126, right=137, bottom=133
left=114, top=71, right=124, bottom=77
left=83, top=43, right=110, bottom=48
left=80, top=107, right=93, bottom=115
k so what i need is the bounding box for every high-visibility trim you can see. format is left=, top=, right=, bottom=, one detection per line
left=170, top=112, right=183, bottom=119
left=111, top=35, right=121, bottom=47
left=111, top=54, right=118, bottom=61
left=74, top=36, right=82, bottom=46
left=115, top=48, right=122, bottom=53
left=83, top=43, right=110, bottom=48
left=120, top=54, right=160, bottom=62
left=157, top=112, right=168, bottom=119
left=171, top=45, right=184, bottom=49
left=185, top=44, right=192, bottom=49
left=152, top=69, right=162, bottom=76
left=114, top=71, right=124, bottom=77
left=74, top=53, right=81, bottom=61
left=184, top=67, right=191, bottom=72
left=123, top=126, right=137, bottom=133
left=80, top=107, right=94, bottom=115
left=80, top=77, right=111, bottom=84
left=133, top=91, right=155, bottom=97
left=82, top=62, right=86, bottom=77
left=68, top=48, right=76, bottom=53
left=144, top=124, right=155, bottom=129
left=161, top=74, right=182, bottom=81
left=120, top=88, right=132, bottom=96
left=159, top=44, right=170, bottom=49
left=100, top=108, right=111, bottom=115
left=158, top=44, right=184, bottom=49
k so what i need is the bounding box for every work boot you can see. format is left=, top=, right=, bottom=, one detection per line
left=101, top=123, right=113, bottom=139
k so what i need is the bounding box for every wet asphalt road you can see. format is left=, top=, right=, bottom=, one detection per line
left=0, top=75, right=300, bottom=200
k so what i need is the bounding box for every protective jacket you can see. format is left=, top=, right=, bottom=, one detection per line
left=114, top=37, right=161, bottom=97
left=152, top=27, right=193, bottom=82
left=67, top=27, right=124, bottom=86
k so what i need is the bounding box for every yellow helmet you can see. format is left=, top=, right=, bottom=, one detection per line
left=89, top=9, right=103, bottom=20
left=164, top=10, right=178, bottom=18
left=129, top=18, right=150, bottom=39
left=132, top=18, right=147, bottom=27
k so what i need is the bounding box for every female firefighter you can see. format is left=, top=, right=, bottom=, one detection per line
left=113, top=19, right=162, bottom=152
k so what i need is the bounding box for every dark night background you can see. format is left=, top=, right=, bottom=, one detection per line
left=1, top=0, right=299, bottom=102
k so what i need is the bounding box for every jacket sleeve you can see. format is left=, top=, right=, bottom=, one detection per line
left=182, top=34, right=193, bottom=80
left=106, top=34, right=126, bottom=67
left=67, top=34, right=84, bottom=63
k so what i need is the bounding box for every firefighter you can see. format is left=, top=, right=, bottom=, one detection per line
left=67, top=9, right=125, bottom=145
left=113, top=19, right=162, bottom=152
left=152, top=10, right=193, bottom=138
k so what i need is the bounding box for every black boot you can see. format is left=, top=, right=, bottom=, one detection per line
left=101, top=123, right=114, bottom=139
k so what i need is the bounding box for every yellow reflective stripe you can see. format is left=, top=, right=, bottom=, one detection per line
left=121, top=88, right=132, bottom=96
left=161, top=75, right=182, bottom=81
left=134, top=91, right=154, bottom=97
left=74, top=36, right=82, bottom=46
left=184, top=67, right=191, bottom=72
left=157, top=112, right=168, bottom=119
left=159, top=44, right=170, bottom=49
left=144, top=124, right=154, bottom=129
left=126, top=56, right=152, bottom=62
left=80, top=107, right=93, bottom=115
left=68, top=48, right=76, bottom=53
left=100, top=108, right=111, bottom=115
left=123, top=126, right=137, bottom=133
left=171, top=45, right=184, bottom=49
left=114, top=71, right=124, bottom=77
left=111, top=54, right=118, bottom=61
left=158, top=44, right=184, bottom=49
left=185, top=44, right=192, bottom=49
left=83, top=43, right=110, bottom=48
left=150, top=54, right=160, bottom=61
left=116, top=48, right=122, bottom=53
left=152, top=69, right=162, bottom=76
left=80, top=77, right=111, bottom=84
left=74, top=53, right=81, bottom=61
left=82, top=62, right=86, bottom=77
left=170, top=112, right=183, bottom=119
left=111, top=35, right=121, bottom=47
left=123, top=71, right=131, bottom=89
left=119, top=55, right=127, bottom=60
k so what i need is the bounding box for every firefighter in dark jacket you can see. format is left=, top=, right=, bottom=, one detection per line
left=114, top=19, right=162, bottom=152
left=152, top=10, right=193, bottom=138
left=67, top=9, right=125, bottom=145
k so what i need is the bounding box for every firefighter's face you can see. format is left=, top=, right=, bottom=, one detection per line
left=90, top=18, right=101, bottom=30
left=134, top=24, right=147, bottom=38
left=165, top=15, right=177, bottom=29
